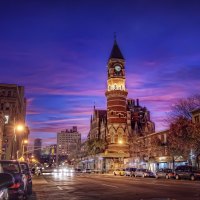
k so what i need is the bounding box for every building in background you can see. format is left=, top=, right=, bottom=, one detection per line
left=40, top=144, right=57, bottom=165
left=0, top=83, right=29, bottom=160
left=34, top=138, right=42, bottom=161
left=57, top=126, right=81, bottom=165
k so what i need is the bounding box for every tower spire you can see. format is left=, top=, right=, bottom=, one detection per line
left=109, top=35, right=124, bottom=60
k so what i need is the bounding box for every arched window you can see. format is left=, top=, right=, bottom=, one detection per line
left=114, top=134, right=118, bottom=143
left=111, top=133, right=115, bottom=143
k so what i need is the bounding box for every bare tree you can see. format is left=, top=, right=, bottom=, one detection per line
left=167, top=94, right=200, bottom=122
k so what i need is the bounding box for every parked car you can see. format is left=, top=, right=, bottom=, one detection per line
left=0, top=173, right=14, bottom=200
left=134, top=168, right=155, bottom=178
left=113, top=169, right=125, bottom=176
left=175, top=165, right=200, bottom=181
left=125, top=168, right=137, bottom=177
left=20, top=162, right=32, bottom=195
left=0, top=160, right=28, bottom=199
left=155, top=168, right=175, bottom=179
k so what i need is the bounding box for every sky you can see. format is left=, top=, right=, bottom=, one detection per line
left=0, top=0, right=200, bottom=146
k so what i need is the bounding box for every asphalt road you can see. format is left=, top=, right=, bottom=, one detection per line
left=30, top=173, right=200, bottom=200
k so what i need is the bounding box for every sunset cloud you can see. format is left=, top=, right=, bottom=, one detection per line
left=0, top=0, right=200, bottom=145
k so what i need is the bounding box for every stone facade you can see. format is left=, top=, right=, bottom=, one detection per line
left=0, top=83, right=29, bottom=160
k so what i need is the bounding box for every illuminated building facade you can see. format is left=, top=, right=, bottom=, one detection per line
left=86, top=39, right=155, bottom=172
left=57, top=126, right=81, bottom=163
left=0, top=83, right=29, bottom=160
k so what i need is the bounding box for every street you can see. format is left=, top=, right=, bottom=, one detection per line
left=30, top=173, right=200, bottom=200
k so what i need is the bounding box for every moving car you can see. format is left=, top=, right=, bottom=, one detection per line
left=20, top=162, right=32, bottom=194
left=175, top=165, right=200, bottom=181
left=0, top=160, right=28, bottom=199
left=134, top=168, right=155, bottom=178
left=0, top=173, right=14, bottom=200
left=125, top=168, right=137, bottom=176
left=82, top=169, right=92, bottom=173
left=155, top=168, right=175, bottom=179
left=113, top=169, right=125, bottom=176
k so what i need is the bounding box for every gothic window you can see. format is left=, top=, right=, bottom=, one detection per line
left=114, top=85, right=117, bottom=90
left=111, top=133, right=115, bottom=143
left=114, top=134, right=118, bottom=143
left=123, top=135, right=126, bottom=143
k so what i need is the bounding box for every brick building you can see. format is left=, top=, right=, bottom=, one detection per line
left=82, top=39, right=155, bottom=172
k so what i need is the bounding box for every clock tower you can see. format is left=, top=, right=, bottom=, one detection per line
left=105, top=39, right=129, bottom=159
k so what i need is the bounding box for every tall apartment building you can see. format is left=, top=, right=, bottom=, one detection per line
left=57, top=126, right=81, bottom=162
left=0, top=83, right=29, bottom=160
left=34, top=138, right=42, bottom=160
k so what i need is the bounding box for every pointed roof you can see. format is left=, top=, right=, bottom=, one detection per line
left=109, top=38, right=124, bottom=60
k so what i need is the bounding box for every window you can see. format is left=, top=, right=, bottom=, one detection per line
left=194, top=116, right=200, bottom=123
left=8, top=91, right=11, bottom=97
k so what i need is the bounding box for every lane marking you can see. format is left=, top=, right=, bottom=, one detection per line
left=57, top=186, right=63, bottom=190
left=101, top=184, right=119, bottom=188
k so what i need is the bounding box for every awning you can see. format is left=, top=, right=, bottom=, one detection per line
left=99, top=152, right=130, bottom=158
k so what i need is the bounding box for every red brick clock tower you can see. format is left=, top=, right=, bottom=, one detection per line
left=105, top=39, right=130, bottom=159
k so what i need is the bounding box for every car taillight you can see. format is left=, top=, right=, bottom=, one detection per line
left=28, top=175, right=32, bottom=179
left=10, top=183, right=21, bottom=189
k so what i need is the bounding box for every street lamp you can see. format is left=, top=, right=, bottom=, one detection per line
left=16, top=125, right=24, bottom=132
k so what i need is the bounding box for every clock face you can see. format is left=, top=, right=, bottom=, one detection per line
left=114, top=65, right=121, bottom=72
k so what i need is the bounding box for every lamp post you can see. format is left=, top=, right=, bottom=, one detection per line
left=22, top=139, right=28, bottom=160
left=11, top=118, right=25, bottom=160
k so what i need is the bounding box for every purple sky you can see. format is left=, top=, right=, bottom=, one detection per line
left=0, top=0, right=200, bottom=146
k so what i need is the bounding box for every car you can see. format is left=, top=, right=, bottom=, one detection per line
left=0, top=173, right=14, bottom=200
left=125, top=168, right=137, bottom=177
left=0, top=160, right=28, bottom=200
left=134, top=168, right=155, bottom=178
left=20, top=162, right=32, bottom=195
left=174, top=165, right=200, bottom=181
left=113, top=169, right=125, bottom=176
left=155, top=168, right=175, bottom=179
left=82, top=169, right=92, bottom=173
left=75, top=168, right=82, bottom=173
